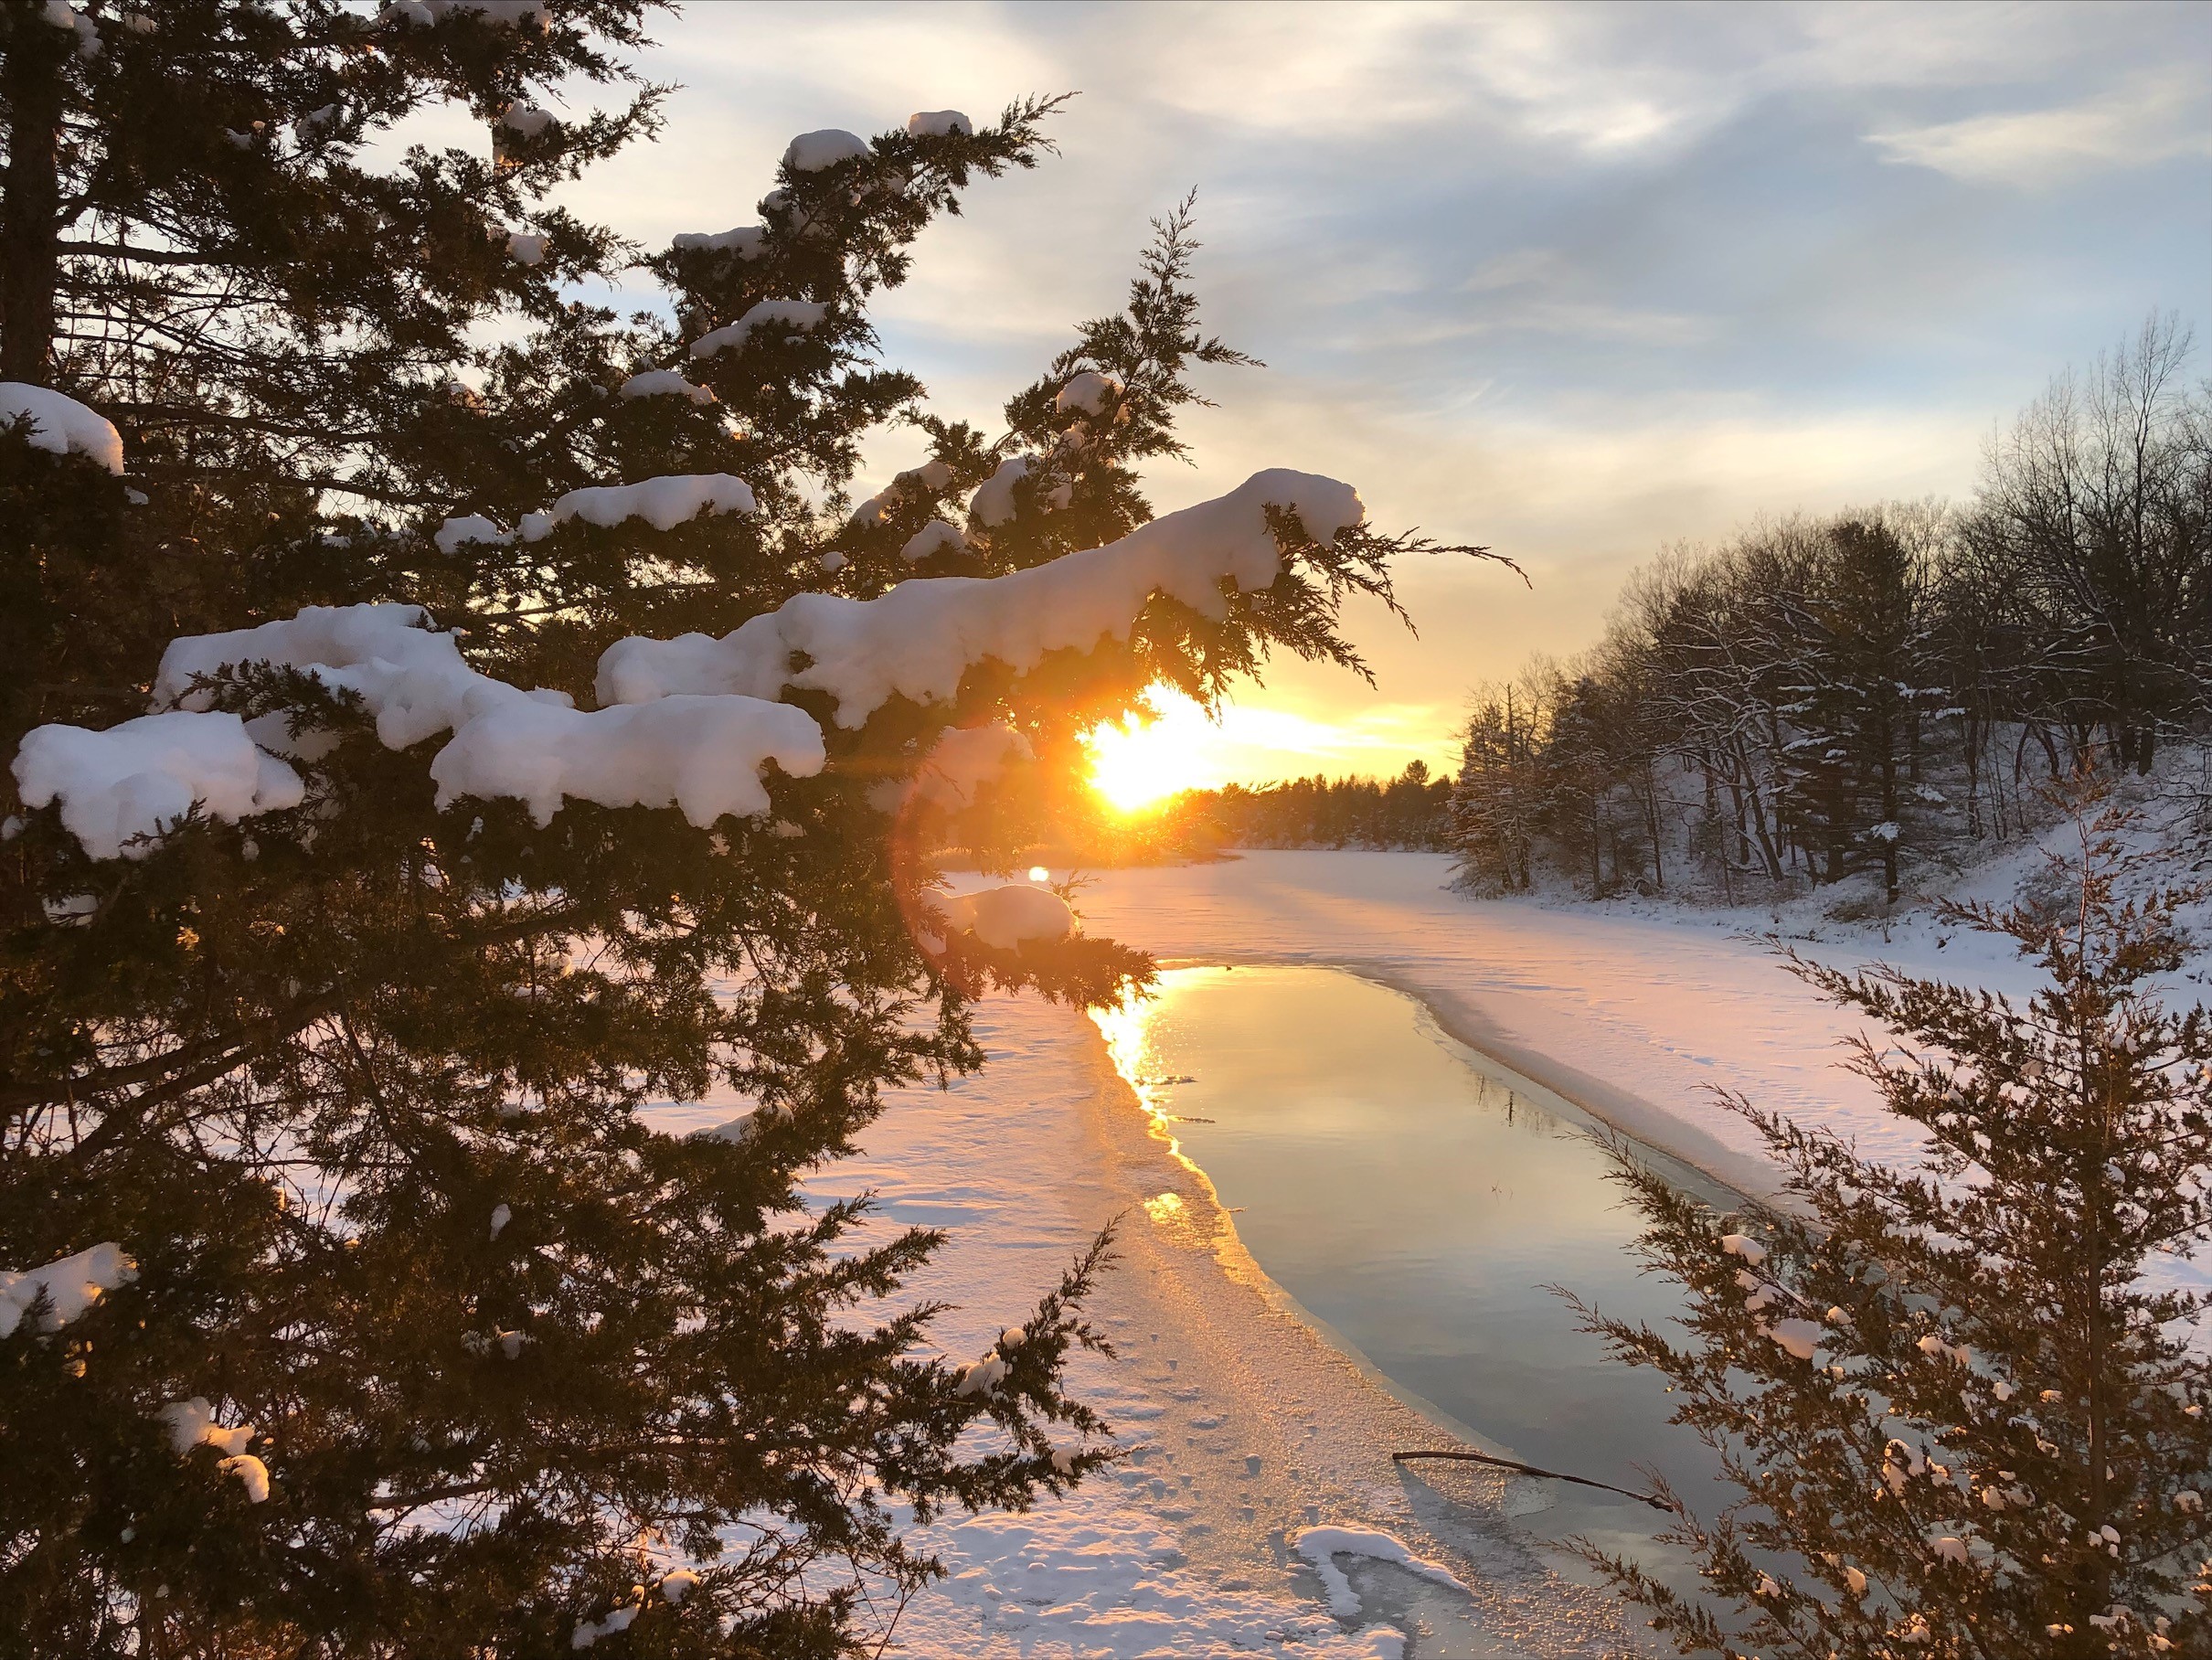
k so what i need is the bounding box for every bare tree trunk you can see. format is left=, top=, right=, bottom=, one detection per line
left=1, top=26, right=66, bottom=383
left=1641, top=757, right=1664, bottom=891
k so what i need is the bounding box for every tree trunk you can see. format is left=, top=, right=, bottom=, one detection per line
left=1641, top=758, right=1664, bottom=891
left=1, top=22, right=66, bottom=383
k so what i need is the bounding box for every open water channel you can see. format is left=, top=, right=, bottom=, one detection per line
left=1095, top=963, right=1739, bottom=1589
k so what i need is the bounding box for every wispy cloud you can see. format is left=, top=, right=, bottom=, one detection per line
left=1867, top=68, right=2212, bottom=186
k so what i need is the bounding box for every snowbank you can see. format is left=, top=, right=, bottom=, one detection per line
left=13, top=710, right=305, bottom=860
left=741, top=986, right=1634, bottom=1655
left=1072, top=850, right=2070, bottom=1197
left=0, top=382, right=123, bottom=474
left=593, top=469, right=1366, bottom=727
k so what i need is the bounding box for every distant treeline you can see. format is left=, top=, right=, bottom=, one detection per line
left=1174, top=763, right=1453, bottom=850
left=1451, top=317, right=2212, bottom=904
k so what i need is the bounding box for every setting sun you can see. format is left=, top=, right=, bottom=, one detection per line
left=1080, top=689, right=1224, bottom=815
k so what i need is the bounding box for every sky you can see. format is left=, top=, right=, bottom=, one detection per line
left=553, top=1, right=2211, bottom=787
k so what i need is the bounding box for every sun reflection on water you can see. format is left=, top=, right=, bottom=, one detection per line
left=1092, top=976, right=1240, bottom=1248
left=1091, top=987, right=1178, bottom=1146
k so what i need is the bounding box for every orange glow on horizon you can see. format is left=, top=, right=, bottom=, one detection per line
left=1077, top=685, right=1459, bottom=811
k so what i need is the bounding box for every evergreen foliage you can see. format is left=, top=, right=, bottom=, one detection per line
left=1186, top=761, right=1453, bottom=851
left=0, top=6, right=1452, bottom=1654
left=1576, top=803, right=2212, bottom=1658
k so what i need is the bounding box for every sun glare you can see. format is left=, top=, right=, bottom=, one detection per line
left=1081, top=690, right=1221, bottom=814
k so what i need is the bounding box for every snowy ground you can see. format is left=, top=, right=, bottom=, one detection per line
left=771, top=840, right=2207, bottom=1655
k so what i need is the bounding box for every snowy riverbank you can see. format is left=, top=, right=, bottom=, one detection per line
left=838, top=986, right=1640, bottom=1657
left=1074, top=847, right=2168, bottom=1197
left=824, top=846, right=2204, bottom=1655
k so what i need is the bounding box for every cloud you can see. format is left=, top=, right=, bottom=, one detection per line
left=1454, top=250, right=1714, bottom=345
left=1867, top=69, right=2212, bottom=186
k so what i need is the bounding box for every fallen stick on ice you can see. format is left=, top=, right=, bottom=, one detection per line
left=1390, top=1449, right=1675, bottom=1512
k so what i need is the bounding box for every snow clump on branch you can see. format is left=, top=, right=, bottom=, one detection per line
left=429, top=694, right=824, bottom=827
left=499, top=102, right=555, bottom=139
left=670, top=225, right=764, bottom=260
left=618, top=369, right=715, bottom=404
left=906, top=111, right=973, bottom=137
left=158, top=1397, right=256, bottom=1459
left=688, top=300, right=828, bottom=358
left=142, top=605, right=818, bottom=844
left=782, top=129, right=870, bottom=171
left=932, top=885, right=1074, bottom=952
left=549, top=474, right=754, bottom=532
left=0, top=1242, right=135, bottom=1337
left=0, top=382, right=124, bottom=474
left=594, top=468, right=1365, bottom=726
left=968, top=454, right=1032, bottom=529
left=436, top=513, right=508, bottom=553
left=380, top=0, right=547, bottom=24
left=1053, top=370, right=1122, bottom=415
left=901, top=518, right=967, bottom=561
left=13, top=711, right=305, bottom=860
left=17, top=472, right=1364, bottom=862
left=165, top=1402, right=275, bottom=1506
left=911, top=724, right=1032, bottom=811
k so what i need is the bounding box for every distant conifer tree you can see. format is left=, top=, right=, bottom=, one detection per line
left=1578, top=805, right=2212, bottom=1659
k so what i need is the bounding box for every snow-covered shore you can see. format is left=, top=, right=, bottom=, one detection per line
left=838, top=987, right=1638, bottom=1657
left=831, top=846, right=2199, bottom=1654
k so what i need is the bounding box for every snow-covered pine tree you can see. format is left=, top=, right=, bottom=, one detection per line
left=1575, top=804, right=2212, bottom=1658
left=0, top=6, right=1474, bottom=1654
left=1771, top=516, right=1941, bottom=903
left=1451, top=678, right=1547, bottom=891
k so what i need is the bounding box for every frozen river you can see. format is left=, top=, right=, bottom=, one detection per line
left=1097, top=963, right=1734, bottom=1581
